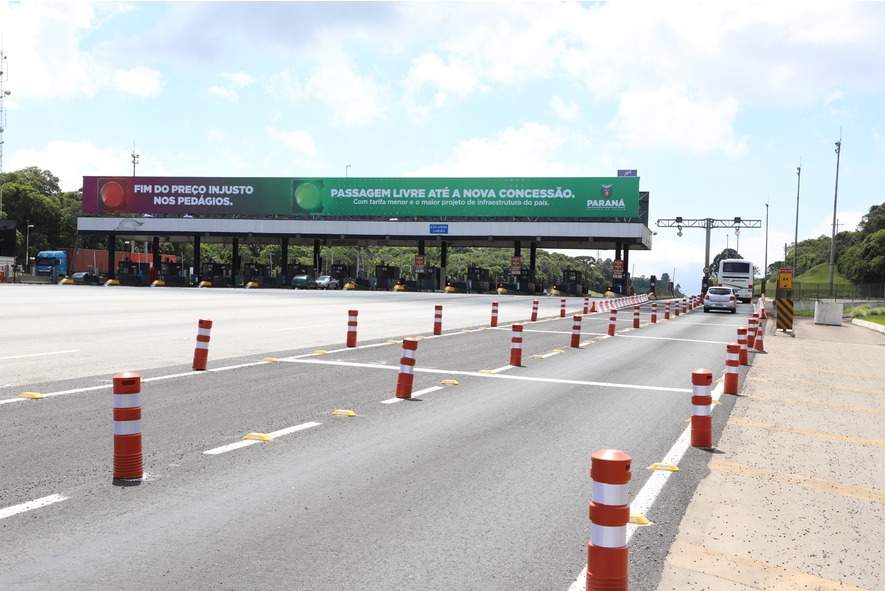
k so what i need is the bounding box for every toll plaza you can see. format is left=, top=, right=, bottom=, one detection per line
left=76, top=175, right=653, bottom=290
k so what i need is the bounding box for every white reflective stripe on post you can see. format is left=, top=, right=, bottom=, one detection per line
left=511, top=342, right=522, bottom=349
left=692, top=404, right=712, bottom=416
left=591, top=481, right=629, bottom=506
left=195, top=342, right=209, bottom=350
left=399, top=364, right=414, bottom=374
left=114, top=420, right=142, bottom=435
left=197, top=328, right=212, bottom=337
left=113, top=393, right=142, bottom=408
left=402, top=350, right=416, bottom=360
left=692, top=385, right=710, bottom=396
left=590, top=523, right=627, bottom=548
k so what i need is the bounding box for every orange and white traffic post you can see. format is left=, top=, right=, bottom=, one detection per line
left=346, top=309, right=358, bottom=347
left=607, top=309, right=617, bottom=336
left=560, top=298, right=567, bottom=318
left=510, top=323, right=524, bottom=366
left=664, top=302, right=671, bottom=320
left=747, top=315, right=758, bottom=349
left=753, top=313, right=766, bottom=352
left=583, top=297, right=590, bottom=315
left=586, top=448, right=631, bottom=591
left=113, top=371, right=143, bottom=480
left=651, top=302, right=657, bottom=324
left=531, top=299, right=539, bottom=322
left=691, top=369, right=713, bottom=448
left=571, top=315, right=583, bottom=349
left=433, top=304, right=443, bottom=335
left=724, top=342, right=740, bottom=395
left=490, top=301, right=499, bottom=328
left=737, top=327, right=748, bottom=365
left=192, top=318, right=213, bottom=371
left=395, top=338, right=419, bottom=399
left=674, top=301, right=680, bottom=317
left=633, top=306, right=640, bottom=329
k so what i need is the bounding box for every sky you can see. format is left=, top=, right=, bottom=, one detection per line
left=1, top=1, right=884, bottom=294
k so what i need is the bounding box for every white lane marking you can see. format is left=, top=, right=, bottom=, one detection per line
left=271, top=324, right=336, bottom=332
left=381, top=385, right=445, bottom=404
left=0, top=494, right=68, bottom=520
left=279, top=358, right=691, bottom=394
left=203, top=421, right=321, bottom=455
left=491, top=327, right=730, bottom=345
left=0, top=350, right=80, bottom=361
left=566, top=382, right=725, bottom=591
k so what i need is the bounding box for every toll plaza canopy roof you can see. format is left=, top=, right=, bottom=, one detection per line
left=76, top=175, right=652, bottom=250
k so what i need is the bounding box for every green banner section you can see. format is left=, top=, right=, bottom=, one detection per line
left=83, top=176, right=640, bottom=219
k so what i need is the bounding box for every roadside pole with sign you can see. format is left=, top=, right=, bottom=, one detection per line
left=776, top=267, right=794, bottom=332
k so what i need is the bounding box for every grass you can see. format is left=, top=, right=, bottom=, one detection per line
left=761, top=263, right=851, bottom=294
left=845, top=304, right=885, bottom=325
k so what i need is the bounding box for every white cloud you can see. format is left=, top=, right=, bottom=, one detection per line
left=550, top=96, right=580, bottom=121
left=410, top=122, right=570, bottom=177
left=8, top=140, right=131, bottom=191
left=206, top=129, right=225, bottom=141
left=266, top=127, right=317, bottom=157
left=221, top=71, right=255, bottom=87
left=209, top=85, right=239, bottom=102
left=610, top=84, right=749, bottom=157
left=113, top=67, right=163, bottom=97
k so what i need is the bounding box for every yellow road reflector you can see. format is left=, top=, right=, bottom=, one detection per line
left=629, top=513, right=651, bottom=525
left=332, top=409, right=357, bottom=417
left=530, top=355, right=545, bottom=359
left=551, top=349, right=564, bottom=353
left=479, top=369, right=495, bottom=374
left=18, top=392, right=44, bottom=399
left=440, top=379, right=459, bottom=385
left=387, top=339, right=399, bottom=344
left=648, top=462, right=680, bottom=472
left=716, top=377, right=724, bottom=383
left=263, top=357, right=279, bottom=362
left=313, top=350, right=330, bottom=355
left=712, top=399, right=721, bottom=405
left=416, top=335, right=426, bottom=340
left=244, top=432, right=273, bottom=441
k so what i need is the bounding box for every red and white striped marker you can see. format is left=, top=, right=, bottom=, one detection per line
left=113, top=372, right=143, bottom=480
left=651, top=302, right=657, bottom=324
left=571, top=315, right=583, bottom=349
left=192, top=318, right=213, bottom=371
left=510, top=323, right=524, bottom=366
left=633, top=305, right=640, bottom=329
left=682, top=299, right=688, bottom=314
left=560, top=298, right=567, bottom=318
left=346, top=309, right=358, bottom=347
left=674, top=301, right=680, bottom=317
left=607, top=309, right=617, bottom=336
left=664, top=302, right=671, bottom=320
left=490, top=301, right=499, bottom=328
left=586, top=448, right=631, bottom=591
left=395, top=338, right=419, bottom=399
left=583, top=297, right=590, bottom=315
left=737, top=327, right=748, bottom=365
left=691, top=368, right=713, bottom=448
left=433, top=304, right=443, bottom=335
left=747, top=315, right=758, bottom=349
left=724, top=342, right=740, bottom=395
left=531, top=299, right=539, bottom=322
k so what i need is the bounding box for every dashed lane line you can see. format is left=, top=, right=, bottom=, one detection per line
left=380, top=385, right=445, bottom=404
left=0, top=494, right=68, bottom=520
left=203, top=421, right=322, bottom=455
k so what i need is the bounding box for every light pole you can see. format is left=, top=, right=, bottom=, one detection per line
left=763, top=200, right=769, bottom=296
left=828, top=138, right=842, bottom=297
left=346, top=164, right=350, bottom=178
left=735, top=227, right=740, bottom=255
left=131, top=144, right=139, bottom=176
left=25, top=222, right=34, bottom=274
left=793, top=162, right=801, bottom=275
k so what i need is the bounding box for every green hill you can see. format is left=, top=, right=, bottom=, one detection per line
left=762, top=263, right=850, bottom=293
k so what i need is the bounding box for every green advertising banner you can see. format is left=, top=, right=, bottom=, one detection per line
left=83, top=176, right=640, bottom=219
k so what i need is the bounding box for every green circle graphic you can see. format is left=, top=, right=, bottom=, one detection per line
left=295, top=182, right=322, bottom=212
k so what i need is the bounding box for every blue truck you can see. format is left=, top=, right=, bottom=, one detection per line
left=34, top=250, right=69, bottom=277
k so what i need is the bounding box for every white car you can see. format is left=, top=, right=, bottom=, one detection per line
left=315, top=275, right=340, bottom=290
left=703, top=286, right=737, bottom=313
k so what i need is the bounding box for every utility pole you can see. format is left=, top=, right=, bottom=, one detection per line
left=828, top=135, right=842, bottom=298
left=0, top=50, right=10, bottom=219
left=656, top=216, right=762, bottom=293
left=793, top=161, right=801, bottom=275
left=131, top=143, right=140, bottom=176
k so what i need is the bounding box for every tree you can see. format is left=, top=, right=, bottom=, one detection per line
left=711, top=248, right=740, bottom=277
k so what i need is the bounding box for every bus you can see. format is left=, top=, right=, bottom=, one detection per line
left=717, top=259, right=754, bottom=303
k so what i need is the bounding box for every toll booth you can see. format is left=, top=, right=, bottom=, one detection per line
left=558, top=269, right=586, bottom=296
left=506, top=271, right=535, bottom=295
left=116, top=260, right=150, bottom=286
left=160, top=261, right=185, bottom=286
left=201, top=262, right=234, bottom=286
left=466, top=267, right=491, bottom=293
left=374, top=265, right=401, bottom=290
left=649, top=275, right=657, bottom=297
left=330, top=263, right=354, bottom=283
left=417, top=266, right=443, bottom=291
left=244, top=263, right=273, bottom=286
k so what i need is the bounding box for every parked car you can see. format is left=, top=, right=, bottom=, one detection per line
left=291, top=274, right=318, bottom=289
left=703, top=286, right=737, bottom=313
left=315, top=275, right=340, bottom=290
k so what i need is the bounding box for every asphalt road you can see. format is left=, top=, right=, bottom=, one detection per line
left=0, top=285, right=751, bottom=590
